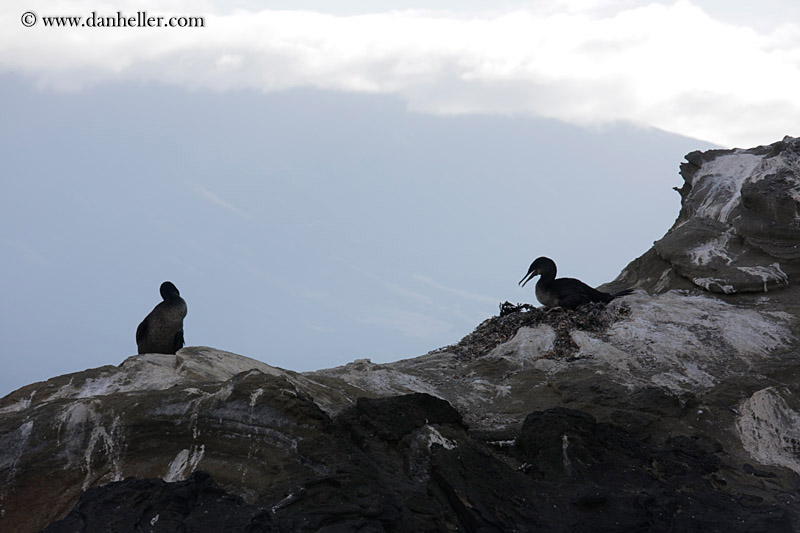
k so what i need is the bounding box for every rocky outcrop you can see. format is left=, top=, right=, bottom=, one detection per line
left=3, top=138, right=800, bottom=532
left=38, top=399, right=797, bottom=533
left=610, top=135, right=800, bottom=295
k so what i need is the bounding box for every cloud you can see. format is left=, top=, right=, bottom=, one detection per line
left=359, top=308, right=454, bottom=338
left=3, top=0, right=799, bottom=146
left=381, top=281, right=442, bottom=308
left=189, top=182, right=257, bottom=222
left=412, top=274, right=499, bottom=306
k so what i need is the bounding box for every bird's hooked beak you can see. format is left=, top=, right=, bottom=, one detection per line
left=519, top=268, right=538, bottom=287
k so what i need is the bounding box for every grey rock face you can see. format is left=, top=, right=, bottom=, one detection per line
left=3, top=138, right=800, bottom=531
left=612, top=135, right=800, bottom=295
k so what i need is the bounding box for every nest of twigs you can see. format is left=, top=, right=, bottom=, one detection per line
left=429, top=301, right=630, bottom=362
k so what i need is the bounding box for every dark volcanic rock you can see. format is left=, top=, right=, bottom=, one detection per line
left=42, top=405, right=795, bottom=533
left=340, top=393, right=465, bottom=443
left=515, top=408, right=793, bottom=532
left=428, top=445, right=543, bottom=532
left=43, top=471, right=279, bottom=533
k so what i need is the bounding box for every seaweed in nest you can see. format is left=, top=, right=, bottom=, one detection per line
left=430, top=301, right=630, bottom=362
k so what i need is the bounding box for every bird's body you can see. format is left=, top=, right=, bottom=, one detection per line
left=136, top=281, right=187, bottom=354
left=520, top=257, right=632, bottom=309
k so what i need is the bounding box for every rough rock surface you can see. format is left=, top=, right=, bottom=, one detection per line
left=611, top=135, right=800, bottom=296
left=3, top=137, right=800, bottom=532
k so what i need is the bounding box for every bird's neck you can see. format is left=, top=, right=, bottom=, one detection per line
left=537, top=269, right=556, bottom=284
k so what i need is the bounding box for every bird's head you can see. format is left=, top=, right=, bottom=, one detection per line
left=519, top=257, right=555, bottom=287
left=160, top=281, right=181, bottom=300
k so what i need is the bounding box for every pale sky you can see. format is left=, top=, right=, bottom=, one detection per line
left=3, top=0, right=799, bottom=147
left=0, top=1, right=795, bottom=396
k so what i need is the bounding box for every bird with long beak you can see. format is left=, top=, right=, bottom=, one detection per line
left=520, top=256, right=632, bottom=309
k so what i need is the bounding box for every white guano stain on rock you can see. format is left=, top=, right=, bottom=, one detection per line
left=19, top=348, right=290, bottom=408
left=654, top=268, right=673, bottom=292
left=82, top=415, right=123, bottom=490
left=692, top=278, right=736, bottom=294
left=249, top=388, right=264, bottom=407
left=2, top=421, right=33, bottom=479
left=54, top=400, right=124, bottom=490
left=570, top=330, right=641, bottom=387
left=57, top=401, right=100, bottom=462
left=177, top=383, right=235, bottom=440
left=164, top=444, right=205, bottom=482
left=561, top=434, right=573, bottom=477
left=421, top=425, right=456, bottom=450
left=689, top=152, right=765, bottom=223
left=315, top=359, right=440, bottom=397
left=736, top=263, right=789, bottom=292
left=736, top=387, right=800, bottom=474
left=467, top=379, right=511, bottom=404
left=486, top=324, right=556, bottom=366
left=0, top=391, right=35, bottom=415
left=688, top=232, right=735, bottom=266
left=605, top=292, right=793, bottom=394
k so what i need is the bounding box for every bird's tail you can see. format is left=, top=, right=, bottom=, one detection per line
left=612, top=288, right=634, bottom=298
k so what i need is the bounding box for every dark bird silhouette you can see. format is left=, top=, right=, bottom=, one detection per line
left=519, top=257, right=632, bottom=309
left=136, top=281, right=187, bottom=354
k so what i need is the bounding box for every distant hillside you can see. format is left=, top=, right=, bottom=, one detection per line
left=0, top=76, right=716, bottom=396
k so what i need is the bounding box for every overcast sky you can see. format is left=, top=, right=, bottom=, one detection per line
left=1, top=1, right=797, bottom=396
left=5, top=0, right=800, bottom=146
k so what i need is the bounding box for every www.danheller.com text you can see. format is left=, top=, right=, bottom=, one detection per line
left=36, top=11, right=205, bottom=28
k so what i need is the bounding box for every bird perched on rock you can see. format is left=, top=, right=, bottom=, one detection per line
left=519, top=257, right=632, bottom=309
left=136, top=281, right=187, bottom=354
